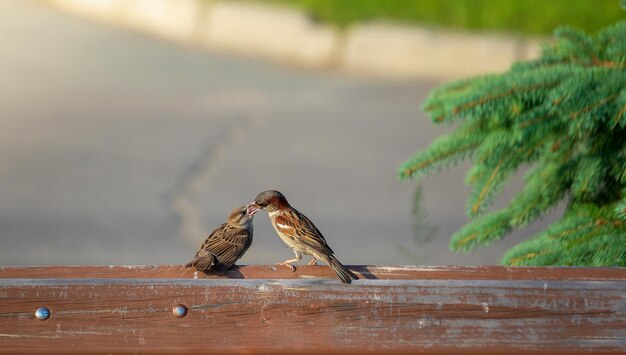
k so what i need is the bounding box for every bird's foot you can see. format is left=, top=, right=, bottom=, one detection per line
left=276, top=262, right=296, bottom=272
left=307, top=258, right=318, bottom=266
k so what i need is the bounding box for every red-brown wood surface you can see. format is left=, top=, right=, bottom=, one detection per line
left=0, top=265, right=625, bottom=354
left=2, top=264, right=626, bottom=280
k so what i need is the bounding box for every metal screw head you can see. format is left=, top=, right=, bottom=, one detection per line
left=172, top=304, right=188, bottom=318
left=34, top=307, right=50, bottom=321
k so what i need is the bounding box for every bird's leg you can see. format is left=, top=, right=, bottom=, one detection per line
left=277, top=250, right=302, bottom=272
left=307, top=257, right=318, bottom=266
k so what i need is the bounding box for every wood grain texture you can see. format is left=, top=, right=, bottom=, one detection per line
left=0, top=265, right=625, bottom=354
left=1, top=264, right=626, bottom=280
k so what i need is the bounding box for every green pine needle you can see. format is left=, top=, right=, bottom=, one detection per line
left=450, top=210, right=512, bottom=251
left=503, top=206, right=626, bottom=266
left=399, top=8, right=626, bottom=266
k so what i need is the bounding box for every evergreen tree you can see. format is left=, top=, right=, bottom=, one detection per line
left=398, top=3, right=626, bottom=266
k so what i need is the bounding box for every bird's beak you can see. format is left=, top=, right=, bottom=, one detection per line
left=247, top=203, right=260, bottom=216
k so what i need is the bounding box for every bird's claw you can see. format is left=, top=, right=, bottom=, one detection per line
left=307, top=259, right=318, bottom=266
left=276, top=262, right=296, bottom=272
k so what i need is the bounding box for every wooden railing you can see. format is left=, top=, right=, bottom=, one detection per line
left=0, top=265, right=625, bottom=353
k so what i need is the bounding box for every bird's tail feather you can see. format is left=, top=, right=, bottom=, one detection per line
left=326, top=255, right=358, bottom=284
left=185, top=255, right=215, bottom=271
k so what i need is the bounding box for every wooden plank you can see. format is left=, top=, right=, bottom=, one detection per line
left=0, top=266, right=625, bottom=354
left=1, top=264, right=625, bottom=280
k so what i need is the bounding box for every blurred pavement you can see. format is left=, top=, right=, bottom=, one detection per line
left=0, top=0, right=554, bottom=266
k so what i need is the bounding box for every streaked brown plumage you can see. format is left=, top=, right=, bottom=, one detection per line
left=248, top=190, right=358, bottom=284
left=185, top=205, right=253, bottom=274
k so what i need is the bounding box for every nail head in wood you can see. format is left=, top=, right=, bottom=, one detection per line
left=172, top=304, right=187, bottom=318
left=34, top=307, right=50, bottom=321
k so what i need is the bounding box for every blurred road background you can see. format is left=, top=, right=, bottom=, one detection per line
left=0, top=0, right=568, bottom=266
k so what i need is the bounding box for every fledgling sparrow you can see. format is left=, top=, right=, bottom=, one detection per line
left=185, top=205, right=254, bottom=274
left=247, top=190, right=358, bottom=284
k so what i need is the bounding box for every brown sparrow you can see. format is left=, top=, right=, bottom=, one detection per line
left=185, top=205, right=254, bottom=274
left=247, top=190, right=358, bottom=284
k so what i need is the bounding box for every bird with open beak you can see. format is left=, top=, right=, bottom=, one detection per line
left=247, top=190, right=358, bottom=284
left=185, top=205, right=254, bottom=274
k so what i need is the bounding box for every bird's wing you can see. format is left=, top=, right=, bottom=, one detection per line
left=275, top=211, right=334, bottom=255
left=203, top=225, right=252, bottom=267
left=186, top=224, right=227, bottom=271
left=185, top=253, right=216, bottom=271
left=195, top=223, right=226, bottom=255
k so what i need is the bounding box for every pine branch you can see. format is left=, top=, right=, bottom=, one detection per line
left=591, top=58, right=624, bottom=69
left=569, top=94, right=618, bottom=120
left=397, top=124, right=481, bottom=180
left=504, top=204, right=626, bottom=266
left=506, top=249, right=553, bottom=266
left=450, top=210, right=511, bottom=251
left=468, top=158, right=506, bottom=217
left=466, top=131, right=557, bottom=218
left=398, top=141, right=477, bottom=179
left=508, top=162, right=572, bottom=227
left=571, top=157, right=606, bottom=202
left=451, top=85, right=541, bottom=115
left=613, top=103, right=626, bottom=128
left=425, top=67, right=569, bottom=124
left=400, top=9, right=626, bottom=265
left=616, top=199, right=626, bottom=220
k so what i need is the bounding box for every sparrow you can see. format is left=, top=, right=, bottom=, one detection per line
left=185, top=205, right=254, bottom=274
left=247, top=190, right=358, bottom=284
